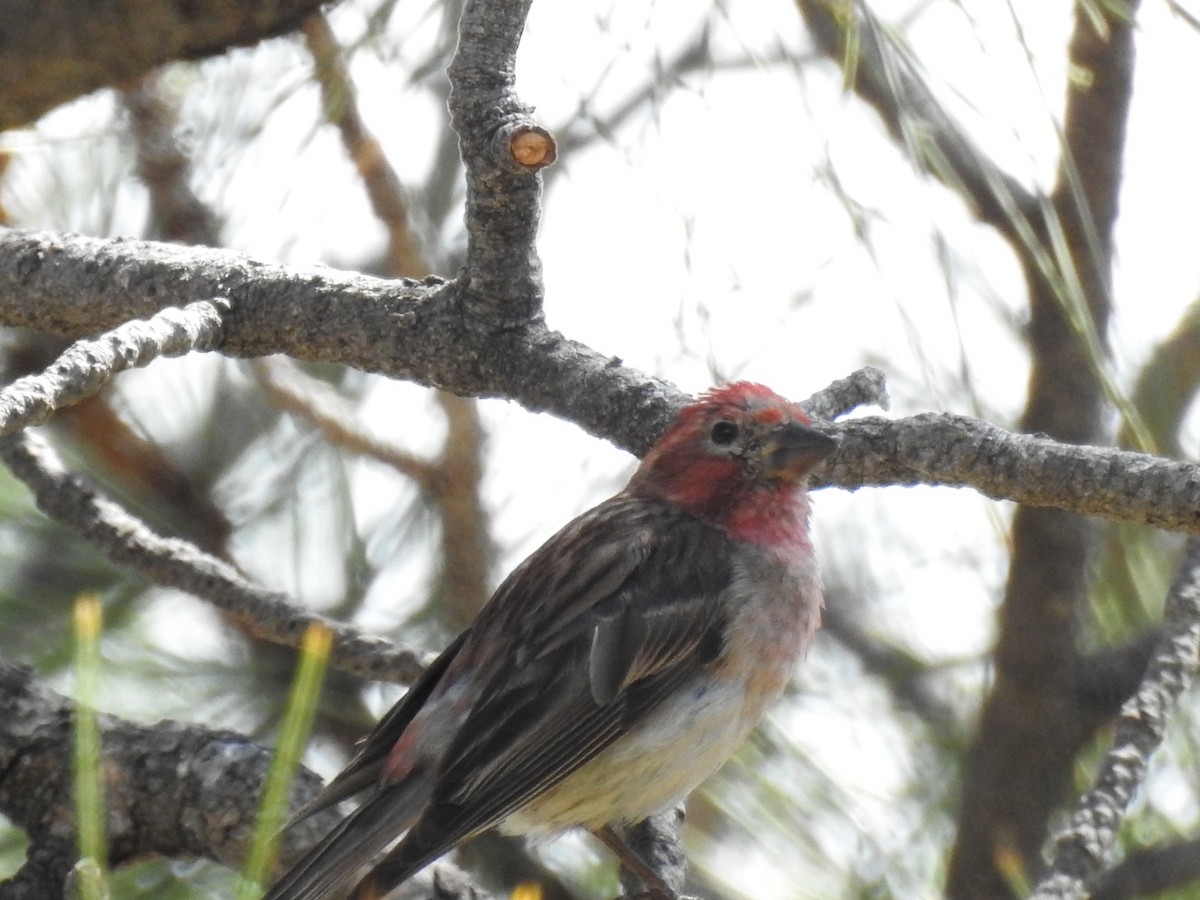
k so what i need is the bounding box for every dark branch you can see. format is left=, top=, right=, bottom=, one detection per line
left=0, top=0, right=326, bottom=131
left=1072, top=631, right=1158, bottom=726
left=1088, top=838, right=1200, bottom=900
left=0, top=657, right=337, bottom=895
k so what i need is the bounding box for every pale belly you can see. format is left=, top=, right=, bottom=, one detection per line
left=499, top=675, right=754, bottom=834
left=500, top=543, right=821, bottom=835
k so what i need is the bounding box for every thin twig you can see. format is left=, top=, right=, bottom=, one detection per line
left=0, top=430, right=429, bottom=683
left=1031, top=538, right=1200, bottom=898
left=0, top=300, right=226, bottom=436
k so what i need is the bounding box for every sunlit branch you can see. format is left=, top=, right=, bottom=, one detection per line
left=822, top=413, right=1200, bottom=535
left=0, top=430, right=430, bottom=683
left=3, top=231, right=1200, bottom=535
left=1031, top=537, right=1200, bottom=898
left=0, top=300, right=226, bottom=436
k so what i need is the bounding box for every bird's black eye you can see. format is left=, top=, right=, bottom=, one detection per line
left=710, top=420, right=739, bottom=446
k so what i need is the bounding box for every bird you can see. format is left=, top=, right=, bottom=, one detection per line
left=265, top=381, right=838, bottom=900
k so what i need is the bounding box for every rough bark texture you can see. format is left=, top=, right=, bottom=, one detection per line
left=0, top=658, right=337, bottom=898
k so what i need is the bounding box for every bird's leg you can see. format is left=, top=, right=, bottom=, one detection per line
left=592, top=824, right=678, bottom=900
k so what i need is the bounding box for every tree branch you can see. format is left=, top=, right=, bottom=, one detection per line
left=446, top=0, right=552, bottom=326
left=0, top=228, right=688, bottom=457
left=0, top=656, right=498, bottom=900
left=0, top=430, right=429, bottom=684
left=0, top=656, right=337, bottom=896
left=820, top=413, right=1200, bottom=534
left=0, top=300, right=226, bottom=436
left=0, top=0, right=328, bottom=131
left=1031, top=536, right=1200, bottom=899
left=1088, top=838, right=1200, bottom=900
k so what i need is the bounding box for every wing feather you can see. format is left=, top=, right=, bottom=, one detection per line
left=356, top=497, right=734, bottom=890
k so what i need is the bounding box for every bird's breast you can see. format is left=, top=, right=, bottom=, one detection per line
left=500, top=544, right=823, bottom=836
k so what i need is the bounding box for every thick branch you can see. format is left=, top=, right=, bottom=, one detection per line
left=0, top=228, right=685, bottom=458
left=0, top=657, right=494, bottom=900
left=0, top=657, right=337, bottom=895
left=947, top=3, right=1139, bottom=892
left=0, top=0, right=326, bottom=131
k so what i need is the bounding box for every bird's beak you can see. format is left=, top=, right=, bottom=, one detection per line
left=762, top=422, right=838, bottom=481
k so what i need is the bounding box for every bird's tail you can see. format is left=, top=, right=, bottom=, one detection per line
left=264, top=778, right=429, bottom=900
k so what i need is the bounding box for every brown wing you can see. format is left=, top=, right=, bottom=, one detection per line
left=355, top=496, right=734, bottom=893
left=284, top=629, right=472, bottom=825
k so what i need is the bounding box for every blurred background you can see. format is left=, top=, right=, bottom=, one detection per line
left=1, top=0, right=1199, bottom=897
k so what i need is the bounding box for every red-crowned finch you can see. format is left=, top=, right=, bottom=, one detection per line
left=266, top=382, right=837, bottom=900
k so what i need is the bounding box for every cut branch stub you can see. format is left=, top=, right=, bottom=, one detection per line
left=504, top=123, right=557, bottom=171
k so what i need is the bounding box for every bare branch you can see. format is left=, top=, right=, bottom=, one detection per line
left=0, top=228, right=687, bottom=458
left=0, top=656, right=337, bottom=895
left=821, top=413, right=1200, bottom=534
left=0, top=300, right=226, bottom=435
left=0, top=430, right=429, bottom=683
left=2, top=237, right=1199, bottom=535
left=802, top=364, right=889, bottom=421
left=446, top=0, right=550, bottom=325
left=1031, top=537, right=1200, bottom=898
left=0, top=0, right=326, bottom=130
left=1089, top=838, right=1200, bottom=900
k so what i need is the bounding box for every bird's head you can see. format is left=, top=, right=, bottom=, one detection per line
left=627, top=382, right=838, bottom=535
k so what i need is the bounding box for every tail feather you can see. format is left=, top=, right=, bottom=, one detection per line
left=265, top=779, right=429, bottom=900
